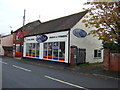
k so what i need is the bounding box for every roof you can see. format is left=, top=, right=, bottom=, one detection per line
left=27, top=10, right=88, bottom=36
left=1, top=34, right=13, bottom=38
left=2, top=46, right=13, bottom=51
left=13, top=20, right=41, bottom=33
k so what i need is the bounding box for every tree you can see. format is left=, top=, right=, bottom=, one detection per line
left=82, top=1, right=120, bottom=48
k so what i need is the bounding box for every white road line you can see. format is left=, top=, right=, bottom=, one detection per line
left=12, top=65, right=31, bottom=72
left=0, top=61, right=7, bottom=64
left=45, top=75, right=89, bottom=90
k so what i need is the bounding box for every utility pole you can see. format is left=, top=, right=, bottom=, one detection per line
left=23, top=9, right=26, bottom=26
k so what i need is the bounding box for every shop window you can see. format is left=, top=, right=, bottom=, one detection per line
left=26, top=43, right=39, bottom=58
left=16, top=44, right=20, bottom=52
left=43, top=42, right=65, bottom=61
left=94, top=49, right=101, bottom=58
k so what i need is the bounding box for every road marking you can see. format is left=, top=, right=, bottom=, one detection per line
left=0, top=61, right=7, bottom=64
left=12, top=65, right=31, bottom=72
left=45, top=75, right=89, bottom=90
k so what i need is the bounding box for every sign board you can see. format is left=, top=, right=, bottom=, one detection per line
left=36, top=35, right=48, bottom=43
left=73, top=29, right=87, bottom=38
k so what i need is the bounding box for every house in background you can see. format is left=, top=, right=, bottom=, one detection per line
left=0, top=35, right=2, bottom=55
left=23, top=10, right=103, bottom=65
left=0, top=34, right=13, bottom=57
left=13, top=20, right=41, bottom=57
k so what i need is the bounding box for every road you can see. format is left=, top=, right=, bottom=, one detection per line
left=1, top=57, right=119, bottom=89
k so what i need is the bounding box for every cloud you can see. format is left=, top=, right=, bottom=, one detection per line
left=0, top=0, right=87, bottom=35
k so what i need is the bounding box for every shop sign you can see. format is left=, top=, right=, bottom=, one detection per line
left=73, top=29, right=87, bottom=38
left=49, top=35, right=67, bottom=39
left=36, top=34, right=48, bottom=43
left=25, top=38, right=35, bottom=41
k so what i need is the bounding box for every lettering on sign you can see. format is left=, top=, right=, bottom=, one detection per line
left=50, top=35, right=67, bottom=39
left=25, top=38, right=35, bottom=41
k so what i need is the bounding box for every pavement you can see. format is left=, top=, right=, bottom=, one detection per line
left=2, top=56, right=120, bottom=80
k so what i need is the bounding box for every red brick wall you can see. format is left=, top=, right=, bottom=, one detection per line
left=104, top=49, right=120, bottom=72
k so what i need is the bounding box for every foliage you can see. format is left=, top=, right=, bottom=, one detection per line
left=103, top=43, right=120, bottom=52
left=82, top=1, right=120, bottom=46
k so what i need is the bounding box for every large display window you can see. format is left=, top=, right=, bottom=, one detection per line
left=26, top=43, right=39, bottom=58
left=43, top=42, right=65, bottom=61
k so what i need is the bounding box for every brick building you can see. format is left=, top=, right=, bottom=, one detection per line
left=0, top=34, right=13, bottom=57
left=13, top=20, right=41, bottom=57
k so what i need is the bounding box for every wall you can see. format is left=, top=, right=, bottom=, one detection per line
left=104, top=49, right=120, bottom=72
left=1, top=34, right=13, bottom=55
left=70, top=13, right=103, bottom=63
left=23, top=31, right=69, bottom=63
left=0, top=37, right=2, bottom=55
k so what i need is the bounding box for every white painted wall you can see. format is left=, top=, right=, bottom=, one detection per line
left=70, top=13, right=103, bottom=63
left=23, top=31, right=69, bottom=63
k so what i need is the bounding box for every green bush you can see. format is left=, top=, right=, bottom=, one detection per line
left=103, top=43, right=120, bottom=53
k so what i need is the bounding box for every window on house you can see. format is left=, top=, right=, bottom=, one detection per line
left=16, top=44, right=20, bottom=52
left=94, top=49, right=101, bottom=58
left=16, top=36, right=19, bottom=40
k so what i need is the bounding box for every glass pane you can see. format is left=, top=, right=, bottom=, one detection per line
left=48, top=42, right=52, bottom=59
left=26, top=43, right=29, bottom=56
left=36, top=43, right=39, bottom=57
left=94, top=50, right=97, bottom=57
left=53, top=42, right=58, bottom=60
left=43, top=43, right=47, bottom=58
left=59, top=42, right=65, bottom=60
left=29, top=43, right=32, bottom=56
left=16, top=44, right=20, bottom=52
left=32, top=43, right=36, bottom=57
left=98, top=52, right=101, bottom=57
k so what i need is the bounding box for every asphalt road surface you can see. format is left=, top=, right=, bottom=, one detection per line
left=1, top=57, right=119, bottom=89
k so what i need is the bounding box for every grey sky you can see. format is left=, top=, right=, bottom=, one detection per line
left=0, top=0, right=87, bottom=35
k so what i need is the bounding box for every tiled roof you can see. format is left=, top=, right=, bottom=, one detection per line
left=13, top=20, right=41, bottom=33
left=27, top=10, right=88, bottom=36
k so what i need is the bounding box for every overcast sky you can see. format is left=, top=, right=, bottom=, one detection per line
left=0, top=0, right=87, bottom=35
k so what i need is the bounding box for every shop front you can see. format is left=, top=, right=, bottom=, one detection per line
left=23, top=31, right=69, bottom=63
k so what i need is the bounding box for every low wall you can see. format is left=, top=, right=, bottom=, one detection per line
left=104, top=49, right=120, bottom=72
